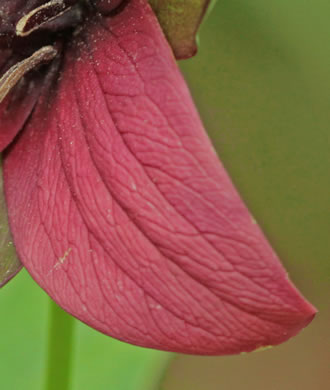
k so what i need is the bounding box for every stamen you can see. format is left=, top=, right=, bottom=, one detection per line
left=0, top=46, right=57, bottom=104
left=16, top=0, right=72, bottom=37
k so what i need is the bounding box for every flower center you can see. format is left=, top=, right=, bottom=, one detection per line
left=0, top=0, right=124, bottom=104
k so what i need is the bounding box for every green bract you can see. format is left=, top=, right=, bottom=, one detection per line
left=0, top=161, right=20, bottom=287
left=149, top=0, right=215, bottom=59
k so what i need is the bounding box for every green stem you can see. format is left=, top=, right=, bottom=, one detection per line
left=44, top=299, right=76, bottom=390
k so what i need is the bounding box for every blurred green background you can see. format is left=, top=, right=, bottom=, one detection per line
left=0, top=0, right=329, bottom=389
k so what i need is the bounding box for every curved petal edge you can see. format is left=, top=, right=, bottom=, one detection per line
left=3, top=0, right=316, bottom=354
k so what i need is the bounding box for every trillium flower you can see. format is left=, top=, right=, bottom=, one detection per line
left=0, top=0, right=316, bottom=355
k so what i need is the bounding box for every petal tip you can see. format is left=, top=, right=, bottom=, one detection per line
left=272, top=302, right=317, bottom=349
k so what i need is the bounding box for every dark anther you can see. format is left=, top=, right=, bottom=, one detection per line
left=16, top=0, right=74, bottom=37
left=0, top=46, right=57, bottom=104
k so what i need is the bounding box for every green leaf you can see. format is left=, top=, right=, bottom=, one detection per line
left=149, top=0, right=216, bottom=59
left=0, top=161, right=21, bottom=288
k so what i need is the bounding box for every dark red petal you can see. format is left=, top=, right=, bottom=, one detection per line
left=3, top=0, right=316, bottom=354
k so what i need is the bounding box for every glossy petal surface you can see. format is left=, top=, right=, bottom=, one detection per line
left=3, top=0, right=316, bottom=354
